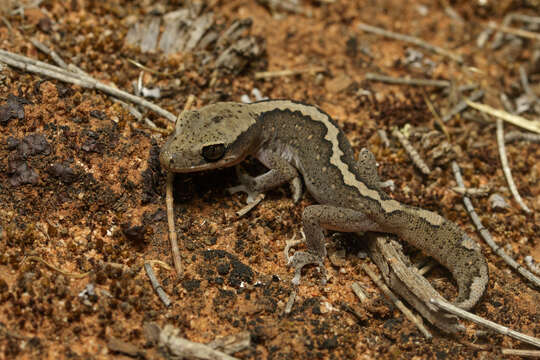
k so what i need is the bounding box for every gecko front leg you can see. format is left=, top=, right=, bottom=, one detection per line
left=288, top=205, right=385, bottom=285
left=228, top=149, right=303, bottom=203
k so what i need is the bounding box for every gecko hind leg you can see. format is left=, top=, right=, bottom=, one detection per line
left=287, top=205, right=384, bottom=286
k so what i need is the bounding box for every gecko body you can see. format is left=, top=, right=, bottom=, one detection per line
left=159, top=100, right=488, bottom=310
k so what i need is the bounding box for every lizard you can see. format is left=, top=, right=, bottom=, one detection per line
left=159, top=99, right=489, bottom=310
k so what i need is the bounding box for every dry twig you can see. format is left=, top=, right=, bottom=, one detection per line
left=501, top=349, right=540, bottom=358
left=0, top=49, right=177, bottom=122
left=365, top=73, right=450, bottom=87
left=144, top=262, right=171, bottom=307
left=450, top=186, right=489, bottom=197
left=367, top=234, right=462, bottom=333
left=451, top=161, right=540, bottom=289
left=362, top=264, right=432, bottom=339
left=430, top=298, right=540, bottom=349
left=166, top=171, right=183, bottom=278
left=487, top=22, right=540, bottom=42
left=392, top=128, right=431, bottom=175
left=30, top=38, right=68, bottom=68
left=236, top=193, right=265, bottom=217
left=351, top=282, right=369, bottom=303
left=465, top=100, right=540, bottom=134
left=255, top=67, right=325, bottom=79
left=22, top=256, right=90, bottom=279
left=357, top=22, right=463, bottom=63
left=505, top=131, right=540, bottom=143
left=165, top=95, right=195, bottom=278
left=496, top=119, right=532, bottom=213
left=525, top=256, right=540, bottom=276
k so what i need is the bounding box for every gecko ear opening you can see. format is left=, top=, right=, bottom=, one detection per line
left=201, top=143, right=226, bottom=162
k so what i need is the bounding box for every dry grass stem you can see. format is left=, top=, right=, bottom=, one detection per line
left=144, top=262, right=172, bottom=307
left=351, top=282, right=369, bottom=303
left=236, top=193, right=265, bottom=217
left=487, top=22, right=540, bottom=42
left=0, top=49, right=177, bottom=122
left=366, top=73, right=450, bottom=87
left=465, top=100, right=540, bottom=134
left=23, top=256, right=90, bottom=279
left=504, top=131, right=540, bottom=143
left=358, top=22, right=463, bottom=63
left=255, top=67, right=325, bottom=79
left=451, top=162, right=540, bottom=289
left=430, top=298, right=540, bottom=349
left=496, top=119, right=532, bottom=213
left=362, top=264, right=432, bottom=339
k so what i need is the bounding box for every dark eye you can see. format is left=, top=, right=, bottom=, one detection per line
left=201, top=144, right=225, bottom=162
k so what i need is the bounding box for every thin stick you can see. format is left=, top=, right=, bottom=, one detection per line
left=465, top=100, right=540, bottom=134
left=236, top=193, right=265, bottom=217
left=165, top=95, right=196, bottom=277
left=351, top=282, right=369, bottom=303
left=487, top=22, right=540, bottom=42
left=501, top=349, right=540, bottom=358
left=496, top=119, right=532, bottom=213
left=525, top=256, right=540, bottom=276
left=430, top=298, right=540, bottom=349
left=30, top=38, right=68, bottom=68
left=365, top=73, right=450, bottom=87
left=505, top=131, right=540, bottom=143
left=127, top=58, right=184, bottom=77
left=362, top=264, right=432, bottom=339
left=166, top=172, right=183, bottom=277
left=22, top=256, right=90, bottom=279
left=144, top=262, right=171, bottom=307
left=451, top=162, right=540, bottom=288
left=392, top=128, right=431, bottom=175
left=510, top=13, right=540, bottom=24
left=450, top=186, right=489, bottom=197
left=442, top=90, right=485, bottom=123
left=424, top=95, right=449, bottom=139
left=255, top=67, right=325, bottom=79
left=357, top=22, right=463, bottom=63
left=112, top=98, right=170, bottom=135
left=0, top=50, right=176, bottom=122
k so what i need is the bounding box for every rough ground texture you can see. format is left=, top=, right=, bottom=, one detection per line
left=0, top=0, right=539, bottom=359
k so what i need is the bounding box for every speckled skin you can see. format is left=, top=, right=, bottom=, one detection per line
left=160, top=100, right=489, bottom=310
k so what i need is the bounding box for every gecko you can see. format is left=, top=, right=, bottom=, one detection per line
left=159, top=100, right=489, bottom=310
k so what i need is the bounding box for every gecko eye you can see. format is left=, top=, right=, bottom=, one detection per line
left=201, top=144, right=225, bottom=162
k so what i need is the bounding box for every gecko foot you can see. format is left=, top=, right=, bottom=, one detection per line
left=227, top=166, right=262, bottom=204
left=227, top=184, right=261, bottom=204
left=286, top=233, right=327, bottom=286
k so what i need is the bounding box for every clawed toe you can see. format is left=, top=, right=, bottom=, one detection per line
left=286, top=247, right=327, bottom=286
left=284, top=231, right=306, bottom=262
left=227, top=184, right=261, bottom=204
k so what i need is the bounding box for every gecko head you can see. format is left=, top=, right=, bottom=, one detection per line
left=159, top=103, right=259, bottom=173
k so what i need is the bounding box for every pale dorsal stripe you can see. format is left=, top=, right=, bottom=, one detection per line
left=250, top=100, right=444, bottom=226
